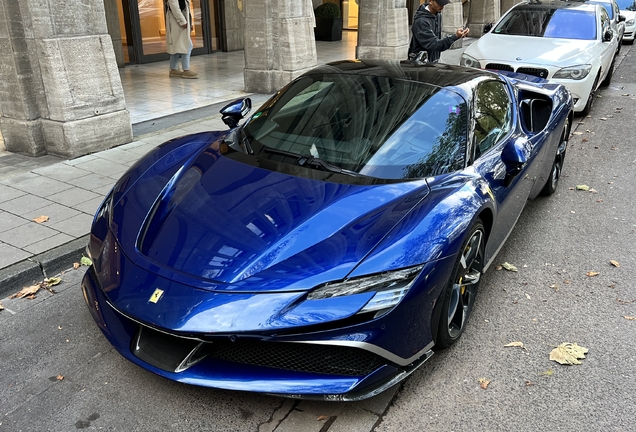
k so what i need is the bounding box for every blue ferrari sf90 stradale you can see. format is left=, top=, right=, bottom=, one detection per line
left=82, top=60, right=572, bottom=400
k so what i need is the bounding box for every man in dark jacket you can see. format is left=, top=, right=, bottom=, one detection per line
left=408, top=0, right=469, bottom=63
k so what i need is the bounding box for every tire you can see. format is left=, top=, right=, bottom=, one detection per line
left=435, top=221, right=485, bottom=349
left=581, top=73, right=600, bottom=116
left=540, top=117, right=569, bottom=196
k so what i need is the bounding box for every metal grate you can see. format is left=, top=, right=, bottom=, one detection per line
left=485, top=63, right=514, bottom=72
left=517, top=67, right=549, bottom=79
left=209, top=340, right=386, bottom=376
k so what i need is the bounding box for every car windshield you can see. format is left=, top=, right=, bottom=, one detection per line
left=243, top=74, right=468, bottom=180
left=588, top=1, right=613, bottom=18
left=616, top=0, right=636, bottom=10
left=494, top=7, right=597, bottom=40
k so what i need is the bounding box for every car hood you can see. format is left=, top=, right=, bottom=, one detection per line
left=469, top=34, right=599, bottom=66
left=112, top=140, right=430, bottom=291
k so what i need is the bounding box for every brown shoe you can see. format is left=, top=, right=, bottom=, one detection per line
left=169, top=69, right=182, bottom=77
left=182, top=70, right=199, bottom=79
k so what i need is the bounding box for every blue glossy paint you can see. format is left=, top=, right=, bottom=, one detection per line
left=83, top=60, right=573, bottom=399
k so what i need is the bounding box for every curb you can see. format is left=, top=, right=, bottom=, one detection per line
left=0, top=235, right=89, bottom=299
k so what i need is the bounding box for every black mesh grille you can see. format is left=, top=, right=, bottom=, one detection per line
left=208, top=340, right=386, bottom=376
left=517, top=67, right=549, bottom=78
left=485, top=63, right=514, bottom=72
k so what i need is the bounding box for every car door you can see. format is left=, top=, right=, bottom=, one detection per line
left=470, top=80, right=537, bottom=264
left=599, top=6, right=618, bottom=77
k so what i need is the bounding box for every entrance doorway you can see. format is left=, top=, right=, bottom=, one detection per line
left=341, top=0, right=359, bottom=30
left=118, top=0, right=221, bottom=64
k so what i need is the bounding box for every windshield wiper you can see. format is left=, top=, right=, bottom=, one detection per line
left=261, top=146, right=366, bottom=178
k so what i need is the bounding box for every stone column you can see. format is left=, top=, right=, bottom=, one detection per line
left=467, top=0, right=501, bottom=35
left=442, top=1, right=465, bottom=35
left=357, top=0, right=410, bottom=60
left=0, top=0, right=132, bottom=158
left=243, top=0, right=317, bottom=94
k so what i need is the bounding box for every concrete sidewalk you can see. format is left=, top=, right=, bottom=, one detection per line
left=0, top=95, right=272, bottom=298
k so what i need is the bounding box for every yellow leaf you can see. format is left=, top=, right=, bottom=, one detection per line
left=610, top=260, right=620, bottom=268
left=33, top=215, right=49, bottom=223
left=576, top=185, right=590, bottom=191
left=549, top=343, right=588, bottom=365
left=44, top=277, right=62, bottom=287
left=56, top=375, right=64, bottom=381
left=73, top=262, right=81, bottom=269
left=479, top=378, right=491, bottom=389
left=10, top=285, right=40, bottom=299
left=623, top=316, right=636, bottom=321
left=80, top=256, right=93, bottom=266
left=502, top=262, right=518, bottom=272
left=586, top=271, right=600, bottom=277
left=504, top=341, right=524, bottom=348
left=540, top=369, right=554, bottom=376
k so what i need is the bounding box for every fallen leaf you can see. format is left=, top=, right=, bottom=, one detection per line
left=540, top=369, right=554, bottom=376
left=73, top=262, right=81, bottom=270
left=549, top=343, right=588, bottom=365
left=573, top=131, right=583, bottom=135
left=80, top=256, right=93, bottom=266
left=317, top=415, right=328, bottom=421
left=588, top=188, right=598, bottom=193
left=502, top=262, right=518, bottom=272
left=623, top=316, right=636, bottom=321
left=44, top=277, right=62, bottom=287
left=10, top=285, right=40, bottom=299
left=586, top=271, right=600, bottom=277
left=550, top=284, right=559, bottom=292
left=576, top=185, right=590, bottom=191
left=479, top=378, right=491, bottom=389
left=504, top=341, right=524, bottom=348
left=610, top=260, right=620, bottom=268
left=33, top=215, right=49, bottom=223
left=581, top=138, right=589, bottom=142
left=525, top=381, right=535, bottom=386
left=58, top=326, right=63, bottom=330
left=525, top=293, right=531, bottom=300
left=495, top=265, right=503, bottom=271
left=56, top=375, right=64, bottom=381
left=0, top=301, right=4, bottom=311
left=599, top=117, right=608, bottom=121
left=617, top=298, right=636, bottom=305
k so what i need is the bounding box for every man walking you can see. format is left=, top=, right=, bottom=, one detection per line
left=408, top=0, right=469, bottom=63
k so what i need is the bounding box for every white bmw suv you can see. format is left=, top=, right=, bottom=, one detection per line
left=461, top=0, right=620, bottom=115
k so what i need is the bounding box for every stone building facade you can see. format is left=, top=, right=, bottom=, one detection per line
left=0, top=0, right=514, bottom=158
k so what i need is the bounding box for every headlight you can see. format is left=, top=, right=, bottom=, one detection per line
left=460, top=53, right=480, bottom=68
left=553, top=64, right=592, bottom=80
left=627, top=18, right=635, bottom=25
left=307, top=265, right=424, bottom=315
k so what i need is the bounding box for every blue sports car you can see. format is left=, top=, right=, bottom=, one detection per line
left=82, top=60, right=572, bottom=401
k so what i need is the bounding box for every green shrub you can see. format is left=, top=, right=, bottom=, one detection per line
left=314, top=2, right=341, bottom=19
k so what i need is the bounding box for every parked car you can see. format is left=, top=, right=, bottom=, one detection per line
left=588, top=0, right=627, bottom=42
left=82, top=60, right=572, bottom=401
left=617, top=0, right=636, bottom=43
left=461, top=0, right=620, bottom=115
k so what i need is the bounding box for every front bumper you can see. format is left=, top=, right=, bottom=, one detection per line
left=81, top=261, right=446, bottom=400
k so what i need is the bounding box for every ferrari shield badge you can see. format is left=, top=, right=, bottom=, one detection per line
left=149, top=288, right=164, bottom=303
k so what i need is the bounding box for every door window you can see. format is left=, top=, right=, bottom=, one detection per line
left=473, top=81, right=512, bottom=159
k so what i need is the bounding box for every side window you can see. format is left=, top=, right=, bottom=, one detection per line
left=473, top=81, right=512, bottom=159
left=600, top=8, right=610, bottom=33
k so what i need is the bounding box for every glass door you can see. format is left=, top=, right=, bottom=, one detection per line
left=118, top=0, right=221, bottom=64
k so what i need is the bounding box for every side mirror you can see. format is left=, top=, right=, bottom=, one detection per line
left=483, top=23, right=493, bottom=34
left=220, top=98, right=252, bottom=129
left=501, top=137, right=529, bottom=176
left=619, top=14, right=626, bottom=22
left=603, top=29, right=613, bottom=42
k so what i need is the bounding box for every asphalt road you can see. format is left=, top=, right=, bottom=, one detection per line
left=1, top=45, right=635, bottom=432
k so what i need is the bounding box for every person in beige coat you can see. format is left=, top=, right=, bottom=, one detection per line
left=165, top=0, right=198, bottom=79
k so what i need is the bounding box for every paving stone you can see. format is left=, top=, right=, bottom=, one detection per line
left=0, top=222, right=60, bottom=249
left=32, top=164, right=93, bottom=183
left=46, top=188, right=102, bottom=208
left=26, top=202, right=82, bottom=222
left=47, top=213, right=93, bottom=237
left=95, top=147, right=144, bottom=165
left=73, top=196, right=105, bottom=215
left=71, top=158, right=129, bottom=178
left=22, top=232, right=76, bottom=255
left=9, top=175, right=74, bottom=198
left=0, top=195, right=55, bottom=216
left=0, top=184, right=27, bottom=203
left=0, top=210, right=30, bottom=233
left=64, top=173, right=116, bottom=191
left=0, top=242, right=31, bottom=269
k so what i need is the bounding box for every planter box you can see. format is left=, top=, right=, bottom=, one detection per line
left=314, top=17, right=343, bottom=41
